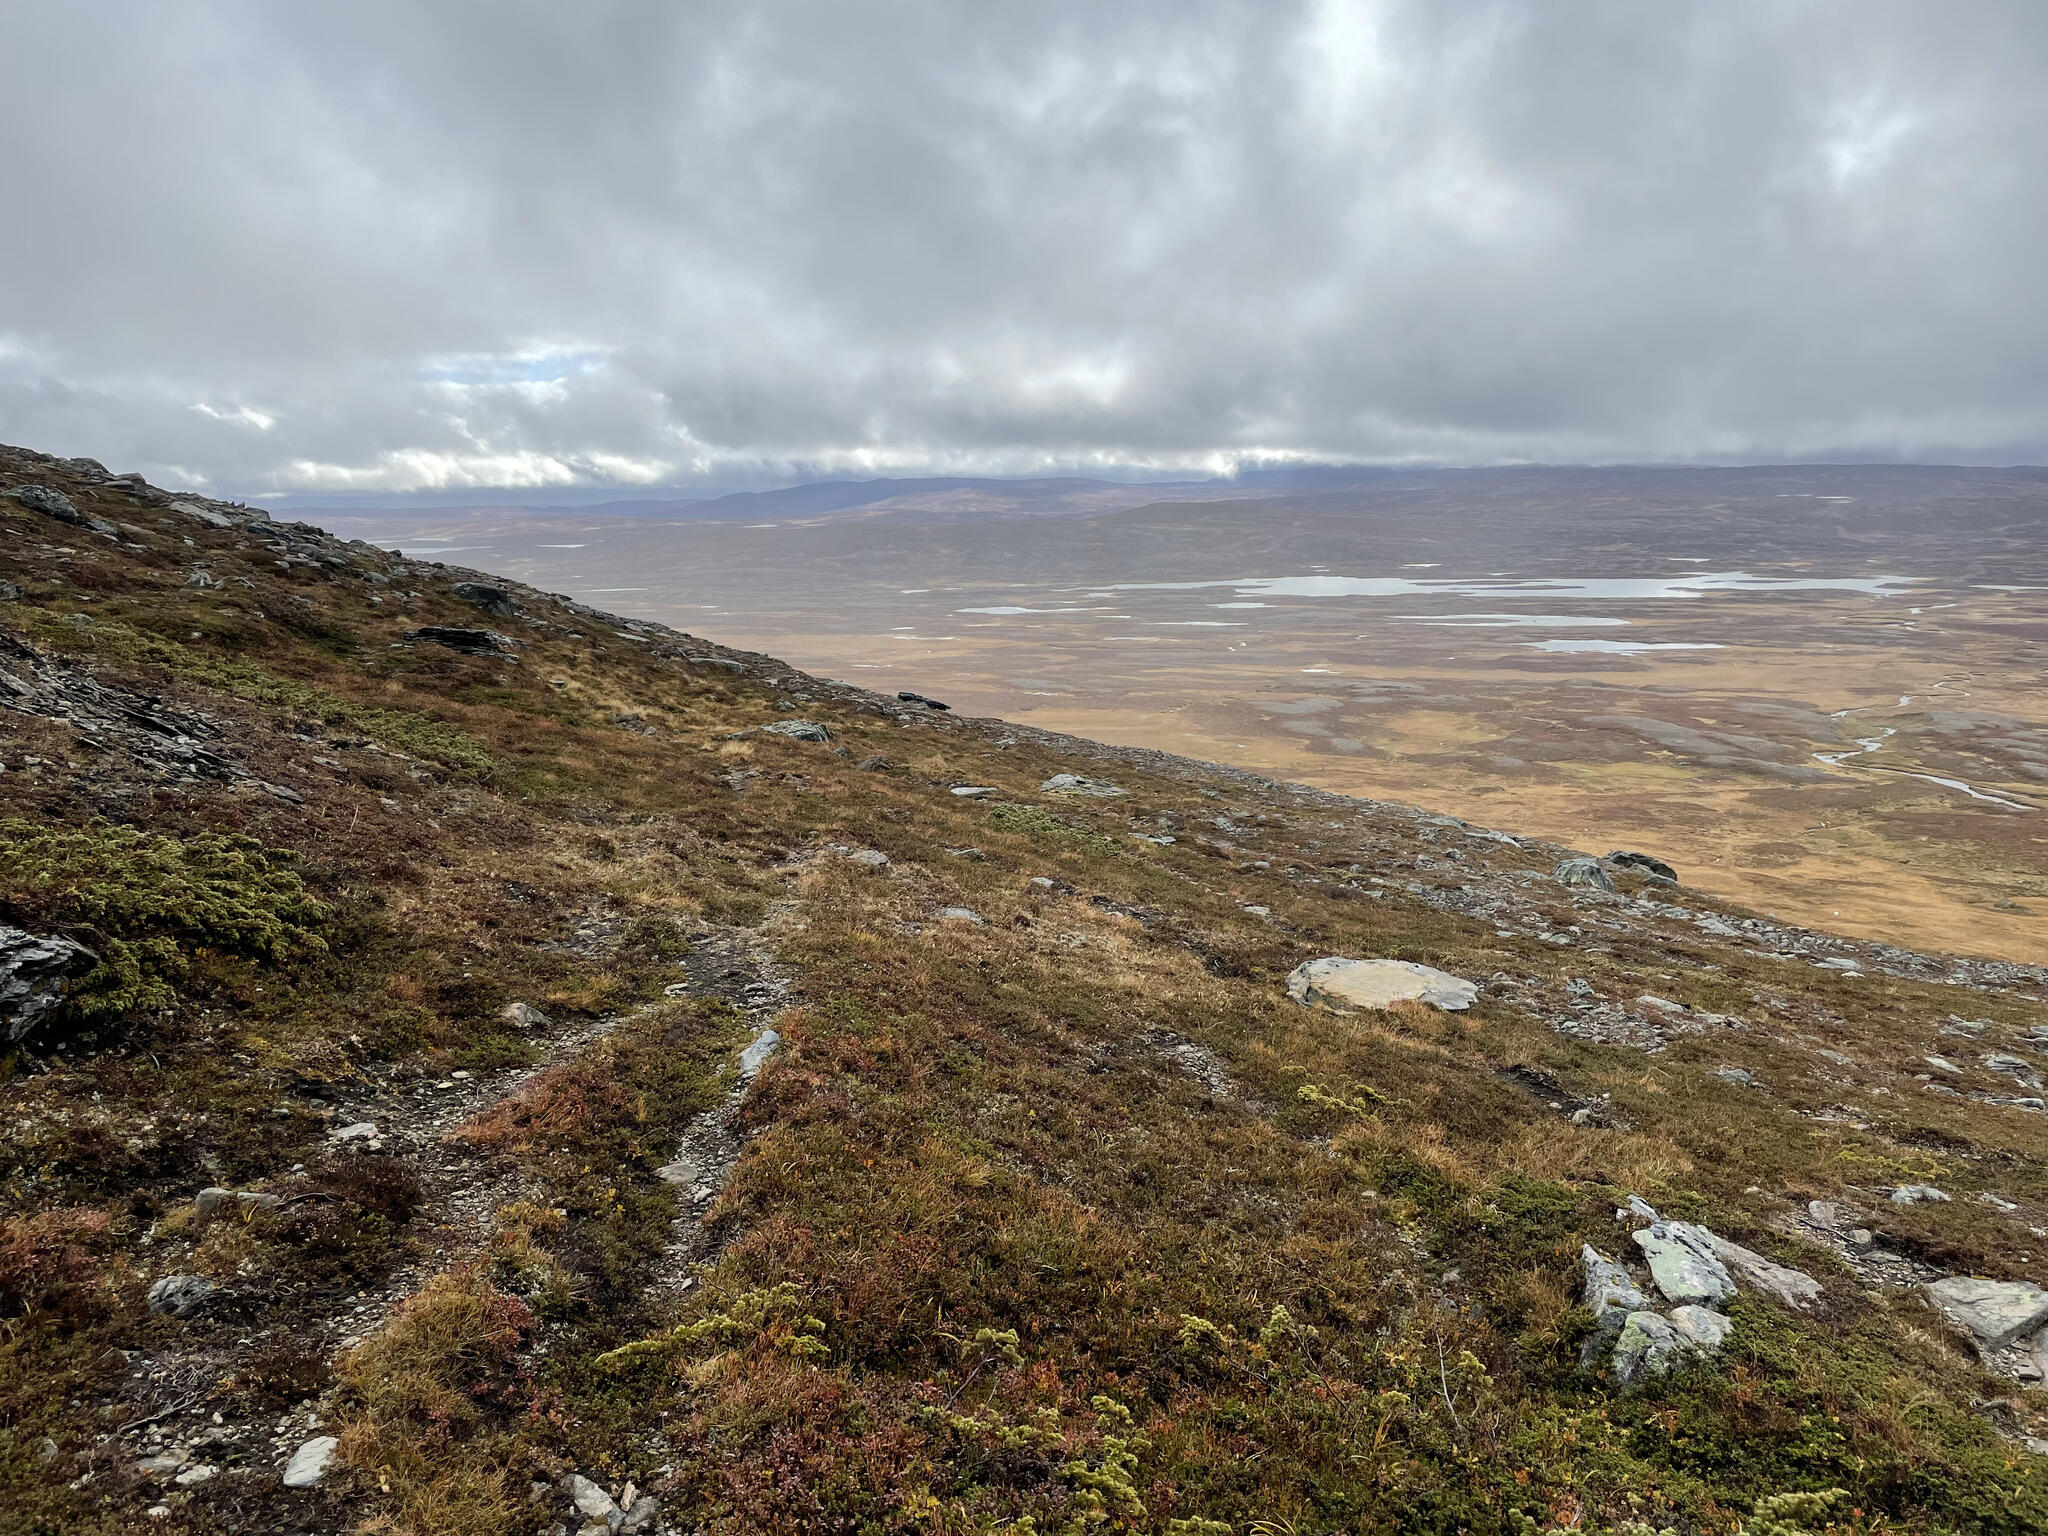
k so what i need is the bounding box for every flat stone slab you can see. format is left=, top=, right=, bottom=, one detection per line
left=1286, top=957, right=1479, bottom=1013
left=1704, top=1232, right=1824, bottom=1312
left=1924, top=1276, right=2048, bottom=1353
left=281, top=1435, right=338, bottom=1489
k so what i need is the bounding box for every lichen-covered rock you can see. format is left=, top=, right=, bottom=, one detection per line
left=1286, top=957, right=1479, bottom=1013
left=0, top=926, right=98, bottom=1044
left=1632, top=1221, right=1737, bottom=1307
left=1554, top=857, right=1616, bottom=892
left=1668, top=1304, right=1735, bottom=1352
left=1612, top=1310, right=1686, bottom=1384
left=1924, top=1276, right=2048, bottom=1353
left=1580, top=1244, right=1652, bottom=1364
left=7, top=484, right=80, bottom=523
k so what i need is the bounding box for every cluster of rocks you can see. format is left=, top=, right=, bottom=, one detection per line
left=1924, top=1276, right=2048, bottom=1384
left=1583, top=1198, right=1822, bottom=1384
left=551, top=1472, right=661, bottom=1535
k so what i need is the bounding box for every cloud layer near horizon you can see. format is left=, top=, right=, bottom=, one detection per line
left=3, top=1, right=2046, bottom=496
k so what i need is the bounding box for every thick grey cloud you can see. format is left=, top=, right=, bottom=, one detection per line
left=2, top=1, right=2045, bottom=495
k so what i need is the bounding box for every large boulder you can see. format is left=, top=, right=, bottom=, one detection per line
left=1606, top=850, right=1678, bottom=883
left=1924, top=1277, right=2048, bottom=1354
left=1286, top=957, right=1478, bottom=1013
left=1632, top=1221, right=1737, bottom=1307
left=449, top=581, right=515, bottom=617
left=7, top=485, right=81, bottom=524
left=0, top=927, right=99, bottom=1044
left=1554, top=857, right=1616, bottom=892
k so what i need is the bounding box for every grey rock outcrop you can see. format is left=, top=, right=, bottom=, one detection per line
left=0, top=927, right=98, bottom=1044
left=1607, top=850, right=1678, bottom=883
left=1632, top=1222, right=1737, bottom=1307
left=1702, top=1231, right=1823, bottom=1311
left=7, top=484, right=80, bottom=523
left=405, top=626, right=518, bottom=658
left=760, top=719, right=832, bottom=743
left=1555, top=857, right=1616, bottom=892
left=146, top=1273, right=216, bottom=1318
left=450, top=580, right=515, bottom=617
left=1041, top=773, right=1127, bottom=797
left=1923, top=1277, right=2048, bottom=1353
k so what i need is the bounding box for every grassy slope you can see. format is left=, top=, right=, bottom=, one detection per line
left=2, top=445, right=2047, bottom=1535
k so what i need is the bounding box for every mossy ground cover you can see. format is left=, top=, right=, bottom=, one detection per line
left=4, top=453, right=2048, bottom=1533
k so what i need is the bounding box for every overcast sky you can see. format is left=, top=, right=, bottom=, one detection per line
left=3, top=2, right=2045, bottom=498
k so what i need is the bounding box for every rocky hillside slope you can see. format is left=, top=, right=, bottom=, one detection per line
left=4, top=440, right=2048, bottom=1536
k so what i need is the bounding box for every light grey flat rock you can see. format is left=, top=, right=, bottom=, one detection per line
left=282, top=1435, right=338, bottom=1488
left=1924, top=1276, right=2048, bottom=1353
left=1285, top=957, right=1478, bottom=1013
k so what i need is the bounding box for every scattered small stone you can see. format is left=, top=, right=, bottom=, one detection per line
left=943, top=846, right=984, bottom=859
left=856, top=756, right=896, bottom=771
left=564, top=1472, right=620, bottom=1523
left=937, top=906, right=987, bottom=925
left=739, top=1029, right=781, bottom=1079
left=331, top=1122, right=379, bottom=1143
left=844, top=849, right=891, bottom=871
left=282, top=1434, right=339, bottom=1488
left=897, top=691, right=950, bottom=710
left=949, top=785, right=998, bottom=798
left=173, top=1463, right=217, bottom=1486
left=1715, top=1067, right=1755, bottom=1086
left=1285, top=957, right=1479, bottom=1013
left=501, top=1002, right=551, bottom=1031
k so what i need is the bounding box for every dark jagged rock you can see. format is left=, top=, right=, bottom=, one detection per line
left=405, top=626, right=518, bottom=657
left=450, top=580, right=516, bottom=617
left=0, top=926, right=99, bottom=1044
left=897, top=691, right=951, bottom=710
left=1607, top=849, right=1678, bottom=883
left=7, top=484, right=80, bottom=524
